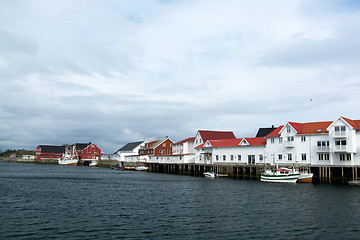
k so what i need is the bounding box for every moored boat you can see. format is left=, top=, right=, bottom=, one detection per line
left=89, top=160, right=98, bottom=167
left=204, top=172, right=218, bottom=178
left=297, top=172, right=313, bottom=183
left=261, top=168, right=300, bottom=183
left=348, top=180, right=360, bottom=185
left=135, top=165, right=148, bottom=171
left=58, top=157, right=78, bottom=166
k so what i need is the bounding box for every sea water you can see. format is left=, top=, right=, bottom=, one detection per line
left=0, top=160, right=359, bottom=239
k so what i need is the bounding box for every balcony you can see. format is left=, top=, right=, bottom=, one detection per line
left=285, top=141, right=295, bottom=148
left=334, top=145, right=348, bottom=152
left=317, top=146, right=330, bottom=152
left=334, top=131, right=347, bottom=138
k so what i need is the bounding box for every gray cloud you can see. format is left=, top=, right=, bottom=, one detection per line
left=1, top=0, right=360, bottom=153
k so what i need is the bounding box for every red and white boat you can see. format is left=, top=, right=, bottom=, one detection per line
left=58, top=156, right=78, bottom=166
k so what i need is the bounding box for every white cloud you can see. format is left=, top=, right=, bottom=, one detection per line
left=1, top=0, right=360, bottom=153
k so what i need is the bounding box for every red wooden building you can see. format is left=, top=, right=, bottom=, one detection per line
left=35, top=145, right=65, bottom=160
left=75, top=142, right=102, bottom=160
left=139, top=137, right=174, bottom=156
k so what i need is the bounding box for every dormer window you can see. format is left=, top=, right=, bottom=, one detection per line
left=335, top=126, right=346, bottom=132
left=287, top=126, right=291, bottom=133
left=317, top=128, right=322, bottom=132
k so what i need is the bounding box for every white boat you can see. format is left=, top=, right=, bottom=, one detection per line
left=348, top=180, right=360, bottom=185
left=58, top=157, right=78, bottom=166
left=89, top=160, right=98, bottom=167
left=204, top=172, right=218, bottom=178
left=135, top=165, right=148, bottom=171
left=297, top=172, right=314, bottom=183
left=260, top=168, right=300, bottom=183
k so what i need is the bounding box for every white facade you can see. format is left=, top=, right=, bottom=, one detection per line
left=172, top=137, right=195, bottom=163
left=195, top=138, right=266, bottom=165
left=265, top=117, right=360, bottom=167
left=116, top=141, right=146, bottom=162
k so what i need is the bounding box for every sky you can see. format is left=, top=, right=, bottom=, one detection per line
left=1, top=0, right=360, bottom=153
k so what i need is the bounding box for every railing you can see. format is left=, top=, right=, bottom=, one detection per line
left=334, top=145, right=347, bottom=152
left=317, top=146, right=330, bottom=152
left=285, top=141, right=295, bottom=148
left=334, top=131, right=346, bottom=137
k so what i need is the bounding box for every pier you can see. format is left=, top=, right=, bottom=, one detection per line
left=146, top=163, right=360, bottom=184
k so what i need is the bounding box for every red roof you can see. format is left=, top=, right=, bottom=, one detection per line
left=288, top=122, right=303, bottom=132
left=266, top=126, right=283, bottom=137
left=196, top=137, right=265, bottom=148
left=207, top=139, right=242, bottom=148
left=198, top=130, right=236, bottom=142
left=342, top=117, right=360, bottom=131
left=243, top=137, right=266, bottom=146
left=298, top=121, right=332, bottom=134
left=174, top=137, right=195, bottom=145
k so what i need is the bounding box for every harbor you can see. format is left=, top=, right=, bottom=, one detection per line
left=1, top=160, right=360, bottom=240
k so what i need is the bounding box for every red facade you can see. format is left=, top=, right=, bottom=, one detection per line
left=77, top=143, right=102, bottom=160
left=35, top=145, right=65, bottom=160
left=139, top=138, right=174, bottom=156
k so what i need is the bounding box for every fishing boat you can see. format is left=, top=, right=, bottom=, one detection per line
left=260, top=168, right=300, bottom=183
left=135, top=165, right=148, bottom=171
left=203, top=172, right=218, bottom=178
left=297, top=172, right=314, bottom=183
left=58, top=157, right=78, bottom=166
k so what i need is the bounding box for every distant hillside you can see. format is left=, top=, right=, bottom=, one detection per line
left=0, top=149, right=35, bottom=158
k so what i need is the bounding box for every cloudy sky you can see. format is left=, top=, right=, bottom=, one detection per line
left=1, top=0, right=360, bottom=153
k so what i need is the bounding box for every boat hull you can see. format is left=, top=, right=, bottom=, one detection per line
left=204, top=172, right=217, bottom=178
left=261, top=174, right=300, bottom=183
left=58, top=159, right=78, bottom=165
left=135, top=166, right=148, bottom=171
left=297, top=173, right=313, bottom=183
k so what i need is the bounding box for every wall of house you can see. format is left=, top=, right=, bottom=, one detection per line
left=211, top=146, right=266, bottom=165
left=79, top=144, right=102, bottom=160
left=154, top=139, right=173, bottom=155
left=172, top=144, right=183, bottom=155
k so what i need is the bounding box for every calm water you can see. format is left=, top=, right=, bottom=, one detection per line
left=0, top=161, right=359, bottom=239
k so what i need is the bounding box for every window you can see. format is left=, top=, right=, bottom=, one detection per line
left=301, top=136, right=306, bottom=142
left=287, top=136, right=294, bottom=142
left=163, top=143, right=166, bottom=147
left=248, top=155, right=255, bottom=164
left=335, top=126, right=346, bottom=132
left=317, top=141, right=330, bottom=147
left=301, top=153, right=306, bottom=161
left=335, top=140, right=347, bottom=146
left=340, top=154, right=345, bottom=161
left=278, top=154, right=282, bottom=160
left=259, top=155, right=263, bottom=161
left=238, top=155, right=241, bottom=161
left=270, top=138, right=275, bottom=143
left=279, top=137, right=283, bottom=143
left=230, top=155, right=234, bottom=161
left=319, top=153, right=330, bottom=161
left=216, top=155, right=219, bottom=161
left=288, top=154, right=292, bottom=161
left=223, top=155, right=226, bottom=161
left=347, top=153, right=351, bottom=161
left=341, top=153, right=351, bottom=161
left=287, top=126, right=291, bottom=133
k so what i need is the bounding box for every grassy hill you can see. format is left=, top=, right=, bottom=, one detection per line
left=0, top=149, right=35, bottom=158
